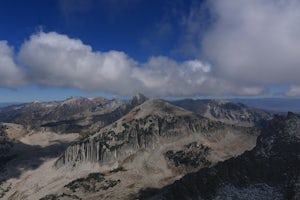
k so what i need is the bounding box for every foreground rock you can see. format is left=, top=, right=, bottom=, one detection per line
left=140, top=112, right=300, bottom=199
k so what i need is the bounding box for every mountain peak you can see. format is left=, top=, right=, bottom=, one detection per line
left=122, top=98, right=194, bottom=122
left=128, top=93, right=148, bottom=106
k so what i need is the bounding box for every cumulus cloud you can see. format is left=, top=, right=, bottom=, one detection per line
left=15, top=31, right=271, bottom=96
left=19, top=32, right=139, bottom=95
left=202, top=0, right=300, bottom=85
left=17, top=31, right=264, bottom=97
left=0, top=41, right=25, bottom=87
left=18, top=32, right=213, bottom=96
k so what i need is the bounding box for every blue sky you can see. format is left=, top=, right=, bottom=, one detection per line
left=0, top=0, right=187, bottom=60
left=0, top=0, right=300, bottom=102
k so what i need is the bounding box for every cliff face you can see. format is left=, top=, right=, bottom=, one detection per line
left=140, top=112, right=300, bottom=200
left=54, top=99, right=254, bottom=169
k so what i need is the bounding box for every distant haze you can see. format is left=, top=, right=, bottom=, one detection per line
left=231, top=98, right=300, bottom=113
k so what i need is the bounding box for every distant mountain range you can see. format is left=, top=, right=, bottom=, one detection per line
left=1, top=97, right=299, bottom=113
left=0, top=102, right=23, bottom=108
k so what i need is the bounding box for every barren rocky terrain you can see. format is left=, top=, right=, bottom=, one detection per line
left=1, top=95, right=297, bottom=200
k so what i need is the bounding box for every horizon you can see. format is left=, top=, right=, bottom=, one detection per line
left=1, top=93, right=300, bottom=104
left=1, top=0, right=300, bottom=102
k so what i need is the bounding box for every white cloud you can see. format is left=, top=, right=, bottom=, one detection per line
left=132, top=56, right=212, bottom=96
left=202, top=0, right=300, bottom=85
left=0, top=41, right=25, bottom=87
left=19, top=32, right=139, bottom=95
left=16, top=31, right=269, bottom=97
left=285, top=85, right=300, bottom=97
left=18, top=32, right=215, bottom=96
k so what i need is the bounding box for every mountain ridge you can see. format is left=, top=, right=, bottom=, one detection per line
left=46, top=98, right=259, bottom=200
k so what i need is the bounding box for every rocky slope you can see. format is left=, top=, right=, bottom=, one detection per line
left=172, top=99, right=271, bottom=127
left=140, top=112, right=300, bottom=200
left=0, top=129, right=80, bottom=199
left=41, top=99, right=259, bottom=199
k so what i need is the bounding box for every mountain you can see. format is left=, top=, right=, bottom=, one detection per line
left=171, top=99, right=272, bottom=127
left=55, top=98, right=256, bottom=168
left=44, top=99, right=258, bottom=199
left=140, top=112, right=300, bottom=199
left=0, top=96, right=108, bottom=128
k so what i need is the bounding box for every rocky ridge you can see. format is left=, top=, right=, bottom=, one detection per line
left=0, top=94, right=148, bottom=134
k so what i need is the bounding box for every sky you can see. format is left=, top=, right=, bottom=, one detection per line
left=0, top=0, right=300, bottom=102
